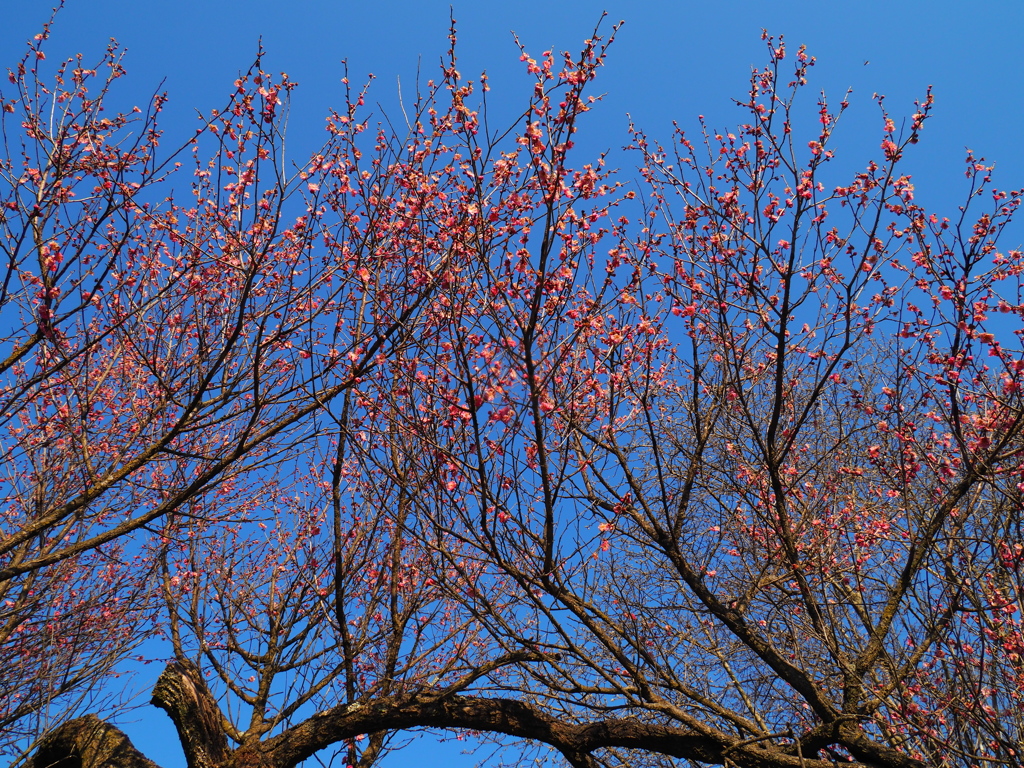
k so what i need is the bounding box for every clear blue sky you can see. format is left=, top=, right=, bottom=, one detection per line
left=3, top=1, right=1022, bottom=766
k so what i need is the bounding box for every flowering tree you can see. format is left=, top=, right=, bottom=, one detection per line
left=1, top=14, right=481, bottom=762
left=10, top=17, right=1024, bottom=768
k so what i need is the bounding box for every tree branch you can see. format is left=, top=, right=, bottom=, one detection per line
left=151, top=660, right=230, bottom=768
left=27, top=680, right=928, bottom=768
left=27, top=715, right=162, bottom=768
left=263, top=692, right=900, bottom=768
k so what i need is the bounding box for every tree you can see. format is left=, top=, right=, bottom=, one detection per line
left=6, top=16, right=1023, bottom=768
left=1, top=13, right=484, bottom=761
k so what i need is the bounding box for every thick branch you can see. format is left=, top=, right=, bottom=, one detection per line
left=151, top=660, right=230, bottom=768
left=842, top=725, right=928, bottom=768
left=28, top=672, right=926, bottom=768
left=28, top=715, right=162, bottom=768
left=264, top=692, right=903, bottom=768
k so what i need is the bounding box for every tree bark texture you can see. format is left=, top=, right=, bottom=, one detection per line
left=27, top=715, right=161, bottom=768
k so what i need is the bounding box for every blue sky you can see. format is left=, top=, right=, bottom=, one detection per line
left=3, top=1, right=1023, bottom=766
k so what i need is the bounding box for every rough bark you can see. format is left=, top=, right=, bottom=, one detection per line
left=27, top=715, right=161, bottom=768
left=151, top=660, right=231, bottom=768
left=262, top=693, right=921, bottom=768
